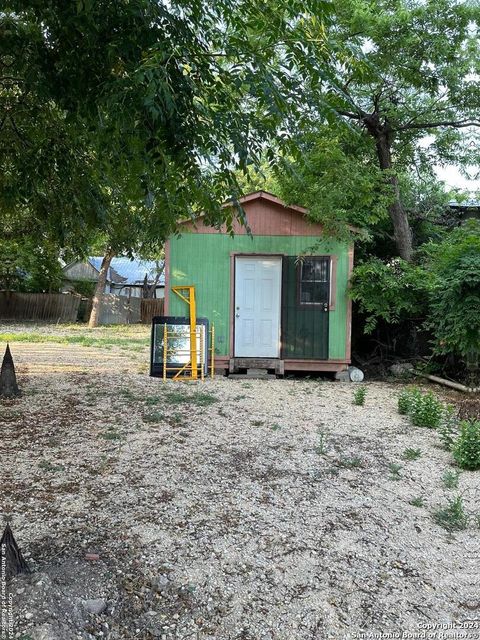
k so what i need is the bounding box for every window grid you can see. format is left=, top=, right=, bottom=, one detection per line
left=299, top=257, right=330, bottom=306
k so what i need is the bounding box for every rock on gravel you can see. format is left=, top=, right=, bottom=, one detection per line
left=31, top=622, right=75, bottom=640
left=82, top=598, right=107, bottom=615
left=389, top=362, right=414, bottom=375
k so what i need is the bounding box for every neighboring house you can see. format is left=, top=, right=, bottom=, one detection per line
left=164, top=191, right=354, bottom=375
left=449, top=199, right=480, bottom=223
left=62, top=257, right=165, bottom=298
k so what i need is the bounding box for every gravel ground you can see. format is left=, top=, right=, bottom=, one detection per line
left=1, top=333, right=479, bottom=640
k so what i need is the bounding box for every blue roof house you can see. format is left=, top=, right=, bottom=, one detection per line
left=62, top=257, right=165, bottom=298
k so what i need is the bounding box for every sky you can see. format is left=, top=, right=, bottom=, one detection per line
left=435, top=165, right=480, bottom=194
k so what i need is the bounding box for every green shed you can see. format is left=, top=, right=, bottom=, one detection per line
left=164, top=191, right=353, bottom=375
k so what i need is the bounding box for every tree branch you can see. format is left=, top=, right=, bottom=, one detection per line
left=394, top=119, right=480, bottom=132
left=335, top=109, right=362, bottom=119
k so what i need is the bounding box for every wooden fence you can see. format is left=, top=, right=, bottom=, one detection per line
left=140, top=298, right=164, bottom=324
left=0, top=292, right=164, bottom=324
left=0, top=292, right=81, bottom=323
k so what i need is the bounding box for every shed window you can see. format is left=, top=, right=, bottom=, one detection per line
left=299, top=257, right=330, bottom=305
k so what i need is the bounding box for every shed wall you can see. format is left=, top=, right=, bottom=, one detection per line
left=167, top=233, right=350, bottom=360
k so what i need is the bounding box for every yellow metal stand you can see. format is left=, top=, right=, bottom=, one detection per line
left=160, top=285, right=215, bottom=381
left=210, top=324, right=215, bottom=379
left=172, top=286, right=198, bottom=380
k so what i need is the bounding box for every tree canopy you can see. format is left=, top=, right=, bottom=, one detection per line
left=0, top=0, right=338, bottom=244
left=298, top=0, right=479, bottom=259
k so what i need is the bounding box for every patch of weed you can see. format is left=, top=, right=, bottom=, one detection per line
left=433, top=496, right=468, bottom=532
left=164, top=391, right=218, bottom=407
left=0, top=332, right=149, bottom=350
left=438, top=405, right=458, bottom=450
left=398, top=387, right=421, bottom=415
left=338, top=456, right=363, bottom=469
left=38, top=460, right=65, bottom=473
left=442, top=469, right=460, bottom=490
left=169, top=414, right=185, bottom=427
left=452, top=420, right=480, bottom=470
left=316, top=430, right=328, bottom=455
left=410, top=391, right=443, bottom=429
left=143, top=411, right=165, bottom=424
left=353, top=386, right=367, bottom=406
left=100, top=428, right=121, bottom=440
left=118, top=388, right=138, bottom=401
left=402, top=447, right=422, bottom=461
left=271, top=423, right=281, bottom=431
left=409, top=496, right=425, bottom=508
left=251, top=419, right=264, bottom=426
left=388, top=462, right=402, bottom=480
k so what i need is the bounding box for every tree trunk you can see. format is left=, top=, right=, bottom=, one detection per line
left=88, top=249, right=115, bottom=328
left=374, top=133, right=413, bottom=261
left=142, top=260, right=164, bottom=299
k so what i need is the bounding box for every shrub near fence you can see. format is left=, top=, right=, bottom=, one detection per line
left=0, top=292, right=80, bottom=323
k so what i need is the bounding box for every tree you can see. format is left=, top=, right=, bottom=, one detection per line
left=2, top=1, right=342, bottom=325
left=0, top=236, right=64, bottom=293
left=425, top=220, right=480, bottom=379
left=1, top=1, right=338, bottom=232
left=85, top=178, right=172, bottom=326
left=349, top=257, right=432, bottom=333
left=274, top=125, right=392, bottom=242
left=304, top=0, right=479, bottom=259
left=142, top=261, right=165, bottom=299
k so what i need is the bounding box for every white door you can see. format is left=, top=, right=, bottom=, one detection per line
left=234, top=256, right=282, bottom=358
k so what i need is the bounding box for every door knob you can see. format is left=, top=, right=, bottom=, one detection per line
left=235, top=313, right=240, bottom=318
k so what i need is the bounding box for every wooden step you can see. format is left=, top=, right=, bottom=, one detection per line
left=229, top=358, right=284, bottom=375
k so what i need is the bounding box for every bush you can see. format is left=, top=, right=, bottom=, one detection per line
left=398, top=386, right=421, bottom=415
left=452, top=420, right=480, bottom=470
left=409, top=391, right=443, bottom=429
left=438, top=404, right=458, bottom=450
left=350, top=258, right=431, bottom=333
left=425, top=220, right=480, bottom=371
left=353, top=386, right=367, bottom=406
left=409, top=391, right=444, bottom=429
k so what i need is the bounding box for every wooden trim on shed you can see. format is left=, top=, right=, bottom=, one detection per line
left=237, top=191, right=308, bottom=214
left=345, top=243, right=354, bottom=362
left=213, top=356, right=348, bottom=373
left=164, top=239, right=171, bottom=315
left=330, top=255, right=338, bottom=311
left=177, top=194, right=325, bottom=237
left=283, top=359, right=348, bottom=372
left=229, top=253, right=235, bottom=359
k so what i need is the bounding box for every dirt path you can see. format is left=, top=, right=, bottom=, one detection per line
left=1, top=338, right=479, bottom=640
